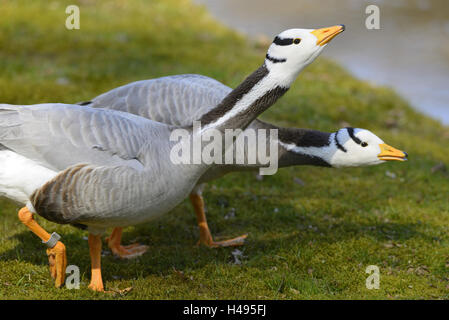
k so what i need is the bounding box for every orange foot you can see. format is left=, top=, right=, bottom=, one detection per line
left=47, top=241, right=67, bottom=287
left=17, top=207, right=67, bottom=288
left=190, top=193, right=248, bottom=249
left=88, top=279, right=104, bottom=292
left=199, top=231, right=248, bottom=248
left=106, top=227, right=148, bottom=259
left=109, top=242, right=149, bottom=259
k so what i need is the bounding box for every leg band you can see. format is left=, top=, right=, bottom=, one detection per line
left=43, top=232, right=61, bottom=248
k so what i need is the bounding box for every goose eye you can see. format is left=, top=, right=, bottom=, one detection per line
left=361, top=142, right=368, bottom=147
left=293, top=38, right=301, bottom=44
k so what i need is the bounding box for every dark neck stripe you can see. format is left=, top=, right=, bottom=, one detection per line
left=270, top=125, right=333, bottom=167
left=282, top=153, right=331, bottom=168
left=199, top=65, right=270, bottom=126
left=277, top=127, right=331, bottom=148
left=334, top=131, right=347, bottom=152
left=303, top=155, right=331, bottom=167
left=278, top=148, right=331, bottom=168
left=273, top=36, right=294, bottom=46
left=232, top=85, right=289, bottom=127
left=346, top=127, right=361, bottom=144
left=266, top=53, right=286, bottom=64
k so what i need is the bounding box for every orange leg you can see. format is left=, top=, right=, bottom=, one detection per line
left=106, top=227, right=148, bottom=259
left=189, top=193, right=247, bottom=248
left=17, top=207, right=67, bottom=288
left=88, top=233, right=104, bottom=292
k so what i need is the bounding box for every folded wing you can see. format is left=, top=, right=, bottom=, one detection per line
left=86, top=74, right=232, bottom=126
left=0, top=103, right=159, bottom=172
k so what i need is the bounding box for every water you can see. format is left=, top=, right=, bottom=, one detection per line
left=196, top=0, right=449, bottom=125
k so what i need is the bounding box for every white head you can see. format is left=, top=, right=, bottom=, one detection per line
left=329, top=128, right=408, bottom=167
left=265, top=25, right=345, bottom=86
left=278, top=127, right=407, bottom=168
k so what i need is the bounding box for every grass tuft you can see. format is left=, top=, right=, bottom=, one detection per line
left=0, top=0, right=448, bottom=299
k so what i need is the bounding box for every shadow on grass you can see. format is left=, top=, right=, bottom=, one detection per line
left=0, top=198, right=438, bottom=283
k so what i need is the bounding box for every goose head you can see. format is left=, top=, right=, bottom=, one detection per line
left=265, top=25, right=345, bottom=85
left=329, top=128, right=408, bottom=167
left=278, top=127, right=407, bottom=168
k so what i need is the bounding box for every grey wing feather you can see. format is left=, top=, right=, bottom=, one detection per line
left=87, top=74, right=232, bottom=126
left=0, top=103, right=161, bottom=171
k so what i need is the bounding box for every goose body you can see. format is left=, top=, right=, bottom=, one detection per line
left=83, top=73, right=408, bottom=250
left=0, top=104, right=198, bottom=229
left=0, top=26, right=347, bottom=290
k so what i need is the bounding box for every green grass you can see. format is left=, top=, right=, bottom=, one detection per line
left=0, top=0, right=449, bottom=299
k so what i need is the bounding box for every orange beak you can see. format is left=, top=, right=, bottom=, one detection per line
left=378, top=143, right=408, bottom=161
left=310, top=25, right=345, bottom=46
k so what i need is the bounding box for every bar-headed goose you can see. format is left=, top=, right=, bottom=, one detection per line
left=0, top=26, right=344, bottom=291
left=83, top=74, right=407, bottom=250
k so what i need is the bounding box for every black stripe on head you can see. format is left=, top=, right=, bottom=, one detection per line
left=273, top=36, right=294, bottom=46
left=334, top=130, right=347, bottom=153
left=346, top=127, right=362, bottom=145
left=78, top=101, right=92, bottom=106
left=266, top=53, right=286, bottom=63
